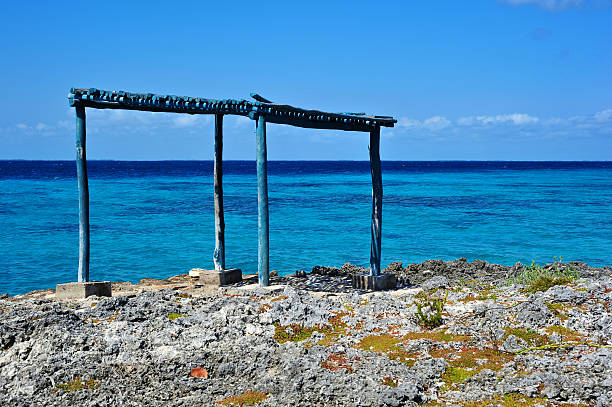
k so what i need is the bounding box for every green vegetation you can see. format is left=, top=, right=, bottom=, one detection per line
left=526, top=275, right=574, bottom=294
left=168, top=312, right=187, bottom=320
left=217, top=390, right=268, bottom=406
left=274, top=323, right=319, bottom=344
left=461, top=393, right=590, bottom=407
left=546, top=302, right=569, bottom=321
left=431, top=347, right=515, bottom=387
left=273, top=312, right=353, bottom=346
left=507, top=260, right=579, bottom=293
left=403, top=330, right=470, bottom=342
left=545, top=325, right=584, bottom=342
left=381, top=376, right=398, bottom=387
left=414, top=292, right=446, bottom=328
left=354, top=334, right=418, bottom=366
left=55, top=377, right=100, bottom=392
left=504, top=327, right=549, bottom=347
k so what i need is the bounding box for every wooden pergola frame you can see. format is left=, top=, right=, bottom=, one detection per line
left=68, top=88, right=396, bottom=287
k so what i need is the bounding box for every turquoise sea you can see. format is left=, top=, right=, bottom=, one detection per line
left=0, top=161, right=610, bottom=295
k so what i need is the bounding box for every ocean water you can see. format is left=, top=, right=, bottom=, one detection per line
left=0, top=161, right=610, bottom=295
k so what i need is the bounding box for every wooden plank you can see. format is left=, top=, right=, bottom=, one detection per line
left=75, top=105, right=90, bottom=282
left=256, top=115, right=270, bottom=286
left=68, top=88, right=397, bottom=129
left=369, top=126, right=382, bottom=276
left=262, top=114, right=377, bottom=132
left=213, top=114, right=225, bottom=271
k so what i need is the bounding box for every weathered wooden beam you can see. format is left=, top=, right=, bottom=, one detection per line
left=213, top=114, right=225, bottom=271
left=260, top=114, right=379, bottom=132
left=369, top=126, right=382, bottom=276
left=69, top=88, right=397, bottom=131
left=75, top=105, right=90, bottom=282
left=256, top=115, right=270, bottom=286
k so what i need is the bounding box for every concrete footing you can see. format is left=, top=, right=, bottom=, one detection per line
left=194, top=268, right=242, bottom=286
left=55, top=281, right=112, bottom=299
left=352, top=273, right=397, bottom=290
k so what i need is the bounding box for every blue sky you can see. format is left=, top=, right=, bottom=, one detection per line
left=0, top=0, right=610, bottom=160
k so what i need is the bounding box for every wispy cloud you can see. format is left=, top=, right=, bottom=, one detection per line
left=594, top=108, right=612, bottom=122
left=501, top=0, right=584, bottom=10
left=398, top=116, right=451, bottom=130
left=458, top=113, right=539, bottom=126
left=393, top=109, right=611, bottom=140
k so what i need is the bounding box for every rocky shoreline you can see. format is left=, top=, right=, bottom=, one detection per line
left=1, top=258, right=611, bottom=406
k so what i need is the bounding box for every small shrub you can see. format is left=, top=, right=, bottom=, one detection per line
left=526, top=275, right=573, bottom=294
left=414, top=293, right=445, bottom=328
left=168, top=312, right=187, bottom=320
left=507, top=260, right=579, bottom=290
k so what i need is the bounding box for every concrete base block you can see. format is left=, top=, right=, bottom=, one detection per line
left=197, top=269, right=242, bottom=286
left=55, top=281, right=112, bottom=299
left=352, top=273, right=397, bottom=290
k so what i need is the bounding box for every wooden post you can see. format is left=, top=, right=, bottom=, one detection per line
left=256, top=115, right=269, bottom=286
left=75, top=105, right=90, bottom=282
left=369, top=126, right=382, bottom=276
left=213, top=114, right=225, bottom=271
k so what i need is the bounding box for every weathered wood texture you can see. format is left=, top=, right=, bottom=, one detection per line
left=369, top=127, right=383, bottom=276
left=256, top=115, right=270, bottom=286
left=68, top=88, right=396, bottom=132
left=213, top=114, right=225, bottom=271
left=75, top=105, right=90, bottom=282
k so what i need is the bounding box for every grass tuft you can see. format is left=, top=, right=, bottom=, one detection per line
left=55, top=377, right=99, bottom=392
left=504, top=327, right=549, bottom=347
left=354, top=334, right=418, bottom=366
left=168, top=312, right=187, bottom=320
left=217, top=390, right=268, bottom=406
left=507, top=260, right=578, bottom=292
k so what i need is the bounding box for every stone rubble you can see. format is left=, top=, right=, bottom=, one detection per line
left=0, top=258, right=610, bottom=406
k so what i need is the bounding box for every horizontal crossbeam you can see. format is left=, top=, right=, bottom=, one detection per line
left=69, top=88, right=396, bottom=132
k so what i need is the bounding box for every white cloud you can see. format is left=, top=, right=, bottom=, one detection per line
left=173, top=115, right=199, bottom=128
left=459, top=113, right=539, bottom=126
left=594, top=109, right=612, bottom=122
left=16, top=123, right=28, bottom=129
left=501, top=0, right=584, bottom=10
left=397, top=118, right=421, bottom=128
left=397, top=116, right=451, bottom=131
left=423, top=116, right=451, bottom=130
